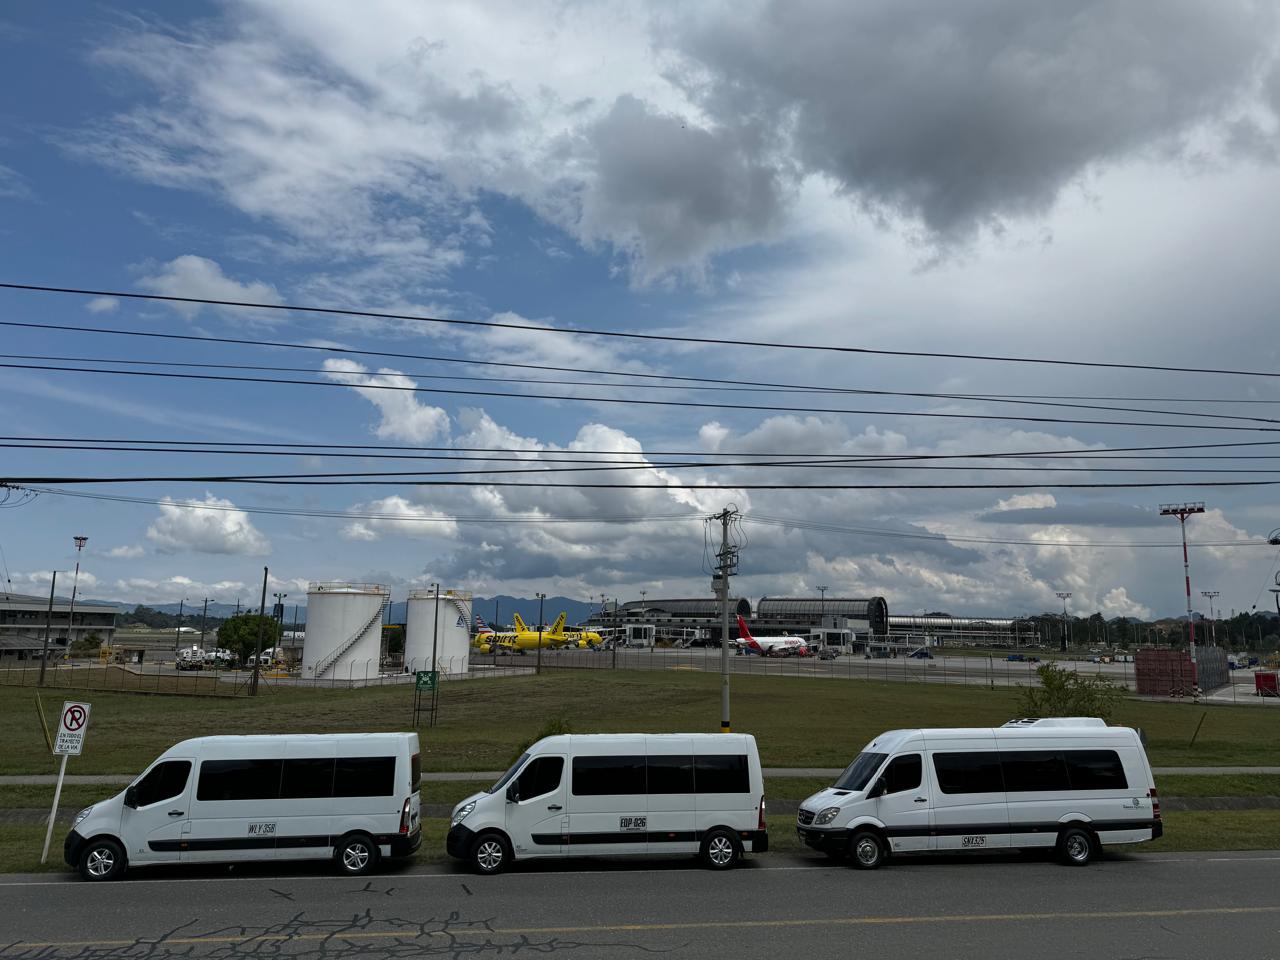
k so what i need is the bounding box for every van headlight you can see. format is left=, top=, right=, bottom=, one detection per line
left=73, top=806, right=94, bottom=827
left=814, top=806, right=842, bottom=826
left=451, top=801, right=477, bottom=827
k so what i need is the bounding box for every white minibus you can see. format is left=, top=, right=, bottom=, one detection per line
left=65, top=733, right=421, bottom=881
left=797, top=718, right=1160, bottom=868
left=446, top=733, right=768, bottom=874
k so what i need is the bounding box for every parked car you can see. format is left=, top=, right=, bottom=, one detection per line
left=908, top=648, right=933, bottom=659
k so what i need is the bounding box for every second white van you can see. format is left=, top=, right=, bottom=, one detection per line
left=447, top=733, right=768, bottom=873
left=797, top=718, right=1160, bottom=868
left=65, top=733, right=421, bottom=881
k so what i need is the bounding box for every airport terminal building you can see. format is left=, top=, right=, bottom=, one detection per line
left=0, top=592, right=118, bottom=661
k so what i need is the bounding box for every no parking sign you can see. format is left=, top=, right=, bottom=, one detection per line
left=54, top=701, right=91, bottom=756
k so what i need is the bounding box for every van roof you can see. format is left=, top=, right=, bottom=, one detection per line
left=864, top=721, right=1138, bottom=753
left=167, top=733, right=416, bottom=751
left=528, top=733, right=755, bottom=751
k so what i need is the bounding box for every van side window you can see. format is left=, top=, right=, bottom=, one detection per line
left=334, top=757, right=396, bottom=797
left=647, top=755, right=695, bottom=794
left=883, top=754, right=922, bottom=794
left=1064, top=750, right=1128, bottom=790
left=516, top=756, right=564, bottom=801
left=572, top=756, right=646, bottom=796
left=932, top=752, right=1004, bottom=794
left=134, top=760, right=191, bottom=807
left=197, top=759, right=283, bottom=801
left=1001, top=751, right=1070, bottom=792
left=281, top=758, right=336, bottom=799
left=695, top=755, right=749, bottom=793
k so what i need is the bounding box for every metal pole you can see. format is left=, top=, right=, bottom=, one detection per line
left=250, top=567, right=267, bottom=696
left=38, top=571, right=58, bottom=687
left=719, top=509, right=732, bottom=733
left=431, top=583, right=441, bottom=675
left=199, top=598, right=210, bottom=649
left=174, top=598, right=185, bottom=655
left=68, top=536, right=87, bottom=657
left=41, top=753, right=68, bottom=864
left=536, top=592, right=545, bottom=676
left=1180, top=515, right=1196, bottom=657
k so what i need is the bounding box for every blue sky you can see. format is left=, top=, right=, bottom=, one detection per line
left=3, top=2, right=1280, bottom=620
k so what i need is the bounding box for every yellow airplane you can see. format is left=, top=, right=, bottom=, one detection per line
left=477, top=612, right=570, bottom=653
left=515, top=612, right=604, bottom=649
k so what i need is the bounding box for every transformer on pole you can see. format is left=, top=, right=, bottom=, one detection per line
left=1159, top=502, right=1205, bottom=660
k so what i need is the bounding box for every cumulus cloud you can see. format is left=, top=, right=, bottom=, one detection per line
left=85, top=296, right=120, bottom=314
left=8, top=570, right=100, bottom=595
left=104, top=544, right=145, bottom=559
left=322, top=359, right=450, bottom=442
left=146, top=493, right=271, bottom=555
left=137, top=254, right=282, bottom=319
left=343, top=495, right=460, bottom=541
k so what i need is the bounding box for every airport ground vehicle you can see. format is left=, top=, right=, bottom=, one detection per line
left=447, top=733, right=768, bottom=875
left=796, top=718, right=1159, bottom=869
left=66, top=733, right=421, bottom=882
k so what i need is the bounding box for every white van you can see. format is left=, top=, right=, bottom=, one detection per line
left=446, top=733, right=768, bottom=874
left=797, top=718, right=1160, bottom=868
left=65, top=733, right=421, bottom=881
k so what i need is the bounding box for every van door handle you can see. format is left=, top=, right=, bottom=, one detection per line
left=913, top=797, right=928, bottom=804
left=547, top=804, right=563, bottom=811
left=168, top=810, right=185, bottom=817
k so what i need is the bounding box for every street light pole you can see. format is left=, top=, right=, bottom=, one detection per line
left=199, top=597, right=213, bottom=650
left=817, top=585, right=828, bottom=629
left=536, top=592, right=546, bottom=676
left=1201, top=591, right=1219, bottom=648
left=1056, top=592, right=1072, bottom=652
left=38, top=571, right=58, bottom=687
left=68, top=536, right=87, bottom=655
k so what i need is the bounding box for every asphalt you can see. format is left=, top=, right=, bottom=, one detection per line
left=3, top=851, right=1279, bottom=959
left=4, top=765, right=1279, bottom=786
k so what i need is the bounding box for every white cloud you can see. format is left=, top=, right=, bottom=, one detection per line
left=146, top=493, right=272, bottom=555
left=342, top=496, right=460, bottom=541
left=0, top=162, right=31, bottom=200
left=86, top=296, right=120, bottom=314
left=322, top=358, right=450, bottom=442
left=8, top=570, right=100, bottom=596
left=104, top=544, right=145, bottom=559
left=136, top=254, right=282, bottom=320
left=113, top=576, right=254, bottom=605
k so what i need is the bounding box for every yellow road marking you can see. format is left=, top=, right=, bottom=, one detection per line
left=7, top=905, right=1280, bottom=950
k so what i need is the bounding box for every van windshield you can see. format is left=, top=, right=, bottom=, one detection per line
left=834, top=752, right=887, bottom=791
left=488, top=753, right=529, bottom=794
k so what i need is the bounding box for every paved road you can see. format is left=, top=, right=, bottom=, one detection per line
left=3, top=851, right=1279, bottom=959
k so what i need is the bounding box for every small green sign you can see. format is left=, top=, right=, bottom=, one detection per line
left=415, top=670, right=438, bottom=692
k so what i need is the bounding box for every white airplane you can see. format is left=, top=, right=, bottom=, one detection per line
left=735, top=615, right=811, bottom=657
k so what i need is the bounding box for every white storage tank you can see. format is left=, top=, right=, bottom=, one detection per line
left=302, top=582, right=389, bottom=680
left=406, top=588, right=473, bottom=676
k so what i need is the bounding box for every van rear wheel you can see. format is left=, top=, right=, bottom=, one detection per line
left=849, top=831, right=887, bottom=870
left=471, top=832, right=512, bottom=875
left=699, top=829, right=742, bottom=869
left=1057, top=827, right=1096, bottom=866
left=336, top=833, right=380, bottom=876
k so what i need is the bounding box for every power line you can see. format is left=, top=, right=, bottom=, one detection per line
left=5, top=281, right=1280, bottom=379
left=5, top=360, right=1280, bottom=434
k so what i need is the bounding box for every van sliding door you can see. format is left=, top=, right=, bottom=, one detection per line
left=929, top=739, right=1010, bottom=851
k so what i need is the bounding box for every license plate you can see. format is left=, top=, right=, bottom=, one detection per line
left=961, top=835, right=986, bottom=848
left=620, top=816, right=647, bottom=832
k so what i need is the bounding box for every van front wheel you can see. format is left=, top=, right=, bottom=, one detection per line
left=1057, top=827, right=1096, bottom=866
left=849, top=831, right=887, bottom=870
left=79, top=837, right=126, bottom=882
left=699, top=829, right=742, bottom=869
left=336, top=833, right=380, bottom=876
left=471, top=832, right=512, bottom=875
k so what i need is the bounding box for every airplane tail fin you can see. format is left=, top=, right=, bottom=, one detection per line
left=736, top=614, right=763, bottom=652
left=550, top=612, right=567, bottom=636
left=512, top=612, right=529, bottom=633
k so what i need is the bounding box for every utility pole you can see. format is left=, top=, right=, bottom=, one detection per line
left=712, top=506, right=740, bottom=733
left=68, top=536, right=87, bottom=655
left=250, top=567, right=268, bottom=696
left=1055, top=592, right=1072, bottom=652
left=430, top=584, right=442, bottom=723
left=38, top=571, right=58, bottom=687
left=1160, top=502, right=1205, bottom=660
left=1201, top=591, right=1219, bottom=648
left=535, top=592, right=546, bottom=676
left=198, top=597, right=213, bottom=650
left=817, top=585, right=828, bottom=629
left=174, top=597, right=186, bottom=655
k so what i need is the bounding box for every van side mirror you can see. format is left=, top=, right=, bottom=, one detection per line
left=867, top=777, right=886, bottom=799
left=124, top=786, right=138, bottom=809
left=506, top=782, right=519, bottom=803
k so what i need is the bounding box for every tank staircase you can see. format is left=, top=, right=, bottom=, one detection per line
left=314, top=594, right=389, bottom=678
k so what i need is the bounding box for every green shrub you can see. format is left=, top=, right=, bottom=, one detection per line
left=507, top=715, right=572, bottom=766
left=1018, top=663, right=1122, bottom=722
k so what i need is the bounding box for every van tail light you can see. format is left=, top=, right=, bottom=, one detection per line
left=399, top=797, right=412, bottom=834
left=1149, top=787, right=1161, bottom=821
left=758, top=796, right=767, bottom=831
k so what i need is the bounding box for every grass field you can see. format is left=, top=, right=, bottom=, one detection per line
left=6, top=671, right=1280, bottom=777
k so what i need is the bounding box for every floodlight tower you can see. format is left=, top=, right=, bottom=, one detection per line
left=68, top=536, right=88, bottom=652
left=1055, top=592, right=1072, bottom=651
left=1159, top=502, right=1205, bottom=659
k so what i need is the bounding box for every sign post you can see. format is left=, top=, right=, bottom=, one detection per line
left=412, top=671, right=438, bottom=727
left=42, top=701, right=90, bottom=864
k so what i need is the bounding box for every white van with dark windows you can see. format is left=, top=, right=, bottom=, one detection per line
left=797, top=718, right=1159, bottom=868
left=65, top=733, right=421, bottom=881
left=447, top=733, right=768, bottom=874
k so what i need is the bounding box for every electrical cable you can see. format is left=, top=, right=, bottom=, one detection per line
left=4, top=360, right=1280, bottom=433
left=5, top=281, right=1280, bottom=379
